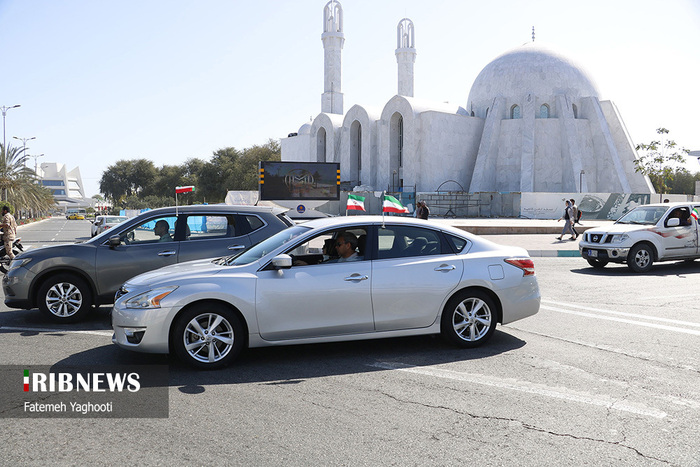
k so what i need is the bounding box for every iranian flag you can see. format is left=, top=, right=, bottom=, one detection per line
left=175, top=185, right=195, bottom=194
left=346, top=194, right=365, bottom=211
left=383, top=194, right=408, bottom=213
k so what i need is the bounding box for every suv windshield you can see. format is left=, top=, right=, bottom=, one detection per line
left=216, top=225, right=310, bottom=266
left=616, top=206, right=669, bottom=225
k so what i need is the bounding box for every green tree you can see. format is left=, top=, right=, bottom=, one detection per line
left=234, top=139, right=281, bottom=190
left=634, top=128, right=690, bottom=194
left=0, top=143, right=55, bottom=213
left=99, top=159, right=157, bottom=204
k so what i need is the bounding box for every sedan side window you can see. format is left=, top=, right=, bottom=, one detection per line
left=377, top=226, right=443, bottom=259
left=287, top=227, right=368, bottom=266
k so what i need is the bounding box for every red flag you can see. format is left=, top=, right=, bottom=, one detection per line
left=175, top=186, right=195, bottom=194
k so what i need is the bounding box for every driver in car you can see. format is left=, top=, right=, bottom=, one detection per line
left=154, top=220, right=173, bottom=242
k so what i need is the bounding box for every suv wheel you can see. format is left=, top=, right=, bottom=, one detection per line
left=37, top=274, right=93, bottom=323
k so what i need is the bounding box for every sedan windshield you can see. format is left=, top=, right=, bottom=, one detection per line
left=616, top=206, right=668, bottom=225
left=216, top=225, right=310, bottom=266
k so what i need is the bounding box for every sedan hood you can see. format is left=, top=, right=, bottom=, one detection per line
left=124, top=257, right=225, bottom=287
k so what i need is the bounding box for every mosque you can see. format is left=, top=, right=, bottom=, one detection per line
left=281, top=1, right=654, bottom=195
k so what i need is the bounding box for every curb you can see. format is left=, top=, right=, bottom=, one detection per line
left=528, top=250, right=581, bottom=258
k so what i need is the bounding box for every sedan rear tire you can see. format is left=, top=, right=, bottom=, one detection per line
left=37, top=274, right=93, bottom=323
left=441, top=290, right=497, bottom=348
left=172, top=303, right=245, bottom=369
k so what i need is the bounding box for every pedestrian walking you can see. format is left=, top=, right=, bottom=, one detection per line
left=557, top=200, right=576, bottom=241
left=569, top=198, right=580, bottom=236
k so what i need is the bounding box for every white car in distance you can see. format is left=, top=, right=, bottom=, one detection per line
left=91, top=215, right=129, bottom=237
left=112, top=216, right=541, bottom=369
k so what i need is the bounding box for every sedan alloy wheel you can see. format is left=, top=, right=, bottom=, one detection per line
left=172, top=303, right=245, bottom=369
left=441, top=290, right=498, bottom=347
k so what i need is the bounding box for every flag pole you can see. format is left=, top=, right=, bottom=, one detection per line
left=175, top=191, right=178, bottom=216
left=382, top=190, right=386, bottom=227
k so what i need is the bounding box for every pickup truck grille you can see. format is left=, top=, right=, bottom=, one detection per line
left=585, top=233, right=613, bottom=244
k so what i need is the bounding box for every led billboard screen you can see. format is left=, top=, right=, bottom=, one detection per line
left=259, top=162, right=340, bottom=201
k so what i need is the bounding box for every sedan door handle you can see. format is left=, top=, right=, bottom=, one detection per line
left=228, top=245, right=246, bottom=251
left=434, top=264, right=456, bottom=272
left=158, top=250, right=177, bottom=257
left=344, top=274, right=369, bottom=282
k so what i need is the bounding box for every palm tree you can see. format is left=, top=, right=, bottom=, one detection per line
left=0, top=143, right=55, bottom=214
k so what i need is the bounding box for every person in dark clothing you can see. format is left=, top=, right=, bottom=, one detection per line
left=416, top=201, right=430, bottom=220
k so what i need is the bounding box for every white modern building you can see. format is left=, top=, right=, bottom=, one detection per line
left=38, top=162, right=91, bottom=212
left=282, top=1, right=654, bottom=195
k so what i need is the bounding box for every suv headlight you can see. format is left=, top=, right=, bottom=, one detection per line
left=123, top=286, right=178, bottom=309
left=610, top=233, right=629, bottom=244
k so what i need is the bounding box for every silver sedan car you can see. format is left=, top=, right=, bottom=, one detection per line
left=112, top=216, right=540, bottom=369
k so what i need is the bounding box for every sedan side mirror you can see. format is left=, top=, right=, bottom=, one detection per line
left=108, top=235, right=122, bottom=248
left=271, top=254, right=292, bottom=269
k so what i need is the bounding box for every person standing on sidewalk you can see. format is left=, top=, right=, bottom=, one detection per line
left=557, top=200, right=576, bottom=241
left=416, top=201, right=430, bottom=220
left=1, top=206, right=17, bottom=260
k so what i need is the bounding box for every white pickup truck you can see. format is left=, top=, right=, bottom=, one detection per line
left=579, top=202, right=700, bottom=273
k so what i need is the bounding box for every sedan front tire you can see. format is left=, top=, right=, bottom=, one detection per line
left=172, top=303, right=245, bottom=369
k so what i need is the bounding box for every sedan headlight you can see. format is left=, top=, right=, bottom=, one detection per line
left=610, top=233, right=629, bottom=244
left=123, top=286, right=178, bottom=309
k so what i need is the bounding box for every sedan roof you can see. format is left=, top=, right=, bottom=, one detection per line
left=297, top=215, right=470, bottom=237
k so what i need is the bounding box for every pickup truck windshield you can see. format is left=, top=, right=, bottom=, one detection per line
left=616, top=206, right=669, bottom=225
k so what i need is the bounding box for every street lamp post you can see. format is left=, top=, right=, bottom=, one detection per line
left=31, top=153, right=44, bottom=175
left=13, top=136, right=35, bottom=166
left=1, top=104, right=21, bottom=151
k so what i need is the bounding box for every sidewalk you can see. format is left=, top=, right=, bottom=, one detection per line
left=431, top=218, right=616, bottom=257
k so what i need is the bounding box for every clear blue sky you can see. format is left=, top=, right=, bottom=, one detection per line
left=1, top=0, right=698, bottom=197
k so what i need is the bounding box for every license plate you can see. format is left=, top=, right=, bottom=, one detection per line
left=587, top=250, right=598, bottom=258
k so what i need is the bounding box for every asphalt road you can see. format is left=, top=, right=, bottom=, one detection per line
left=1, top=217, right=699, bottom=466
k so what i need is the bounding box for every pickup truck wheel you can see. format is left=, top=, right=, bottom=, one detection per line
left=627, top=243, right=654, bottom=273
left=586, top=258, right=608, bottom=269
left=37, top=274, right=93, bottom=323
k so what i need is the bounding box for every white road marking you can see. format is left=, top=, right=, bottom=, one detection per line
left=0, top=326, right=112, bottom=337
left=371, top=361, right=667, bottom=419
left=542, top=299, right=700, bottom=328
left=540, top=305, right=700, bottom=337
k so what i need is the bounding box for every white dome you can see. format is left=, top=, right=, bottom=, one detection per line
left=468, top=42, right=599, bottom=113
left=298, top=123, right=311, bottom=135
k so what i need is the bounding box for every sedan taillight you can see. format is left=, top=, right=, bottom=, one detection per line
left=504, top=258, right=535, bottom=276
